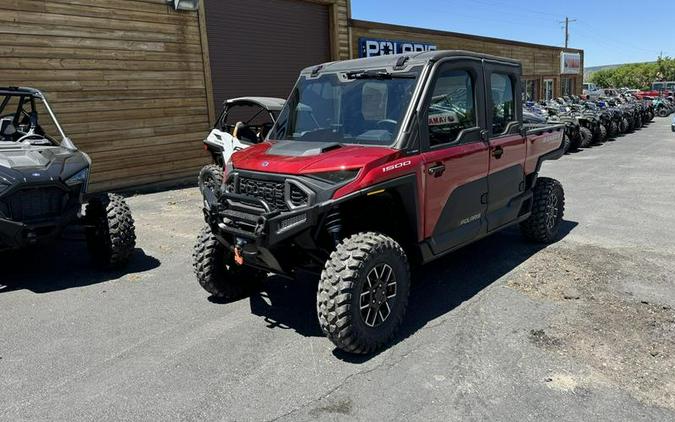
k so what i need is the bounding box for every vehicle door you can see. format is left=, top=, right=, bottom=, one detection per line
left=484, top=61, right=528, bottom=231
left=420, top=58, right=490, bottom=255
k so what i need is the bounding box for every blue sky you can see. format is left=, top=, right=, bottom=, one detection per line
left=351, top=0, right=675, bottom=67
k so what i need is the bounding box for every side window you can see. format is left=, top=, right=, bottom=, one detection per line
left=426, top=69, right=476, bottom=147
left=490, top=73, right=515, bottom=135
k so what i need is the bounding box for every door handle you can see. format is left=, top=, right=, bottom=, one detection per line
left=492, top=146, right=504, bottom=159
left=428, top=163, right=446, bottom=177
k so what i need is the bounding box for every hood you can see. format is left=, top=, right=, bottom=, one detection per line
left=231, top=140, right=400, bottom=175
left=0, top=144, right=90, bottom=186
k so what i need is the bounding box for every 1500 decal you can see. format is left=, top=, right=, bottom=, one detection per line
left=382, top=160, right=412, bottom=173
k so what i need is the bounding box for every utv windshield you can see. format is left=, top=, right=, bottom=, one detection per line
left=271, top=67, right=422, bottom=146
left=0, top=93, right=65, bottom=146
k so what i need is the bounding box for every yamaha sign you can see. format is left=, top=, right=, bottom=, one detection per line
left=560, top=52, right=581, bottom=75
left=359, top=37, right=437, bottom=58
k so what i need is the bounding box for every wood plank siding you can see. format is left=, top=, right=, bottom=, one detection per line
left=0, top=0, right=211, bottom=192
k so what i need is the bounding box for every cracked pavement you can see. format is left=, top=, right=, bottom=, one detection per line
left=1, top=118, right=674, bottom=421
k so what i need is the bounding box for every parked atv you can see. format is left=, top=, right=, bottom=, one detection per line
left=0, top=87, right=135, bottom=267
left=198, top=97, right=285, bottom=199
left=526, top=102, right=578, bottom=152
left=654, top=97, right=673, bottom=117
left=194, top=52, right=567, bottom=354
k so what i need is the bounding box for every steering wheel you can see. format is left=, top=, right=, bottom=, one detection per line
left=17, top=133, right=47, bottom=144
left=376, top=119, right=398, bottom=131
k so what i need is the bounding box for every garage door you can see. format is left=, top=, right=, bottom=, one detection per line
left=204, top=0, right=331, bottom=111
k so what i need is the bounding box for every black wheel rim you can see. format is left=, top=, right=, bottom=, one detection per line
left=360, top=263, right=397, bottom=328
left=546, top=192, right=560, bottom=231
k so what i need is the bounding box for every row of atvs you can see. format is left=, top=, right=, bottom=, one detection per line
left=523, top=94, right=674, bottom=153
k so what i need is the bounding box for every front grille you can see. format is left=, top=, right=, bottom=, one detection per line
left=3, top=187, right=68, bottom=223
left=237, top=177, right=289, bottom=212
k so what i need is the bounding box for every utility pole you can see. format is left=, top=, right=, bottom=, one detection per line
left=560, top=17, right=577, bottom=48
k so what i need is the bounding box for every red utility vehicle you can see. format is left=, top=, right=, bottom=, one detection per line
left=194, top=51, right=567, bottom=354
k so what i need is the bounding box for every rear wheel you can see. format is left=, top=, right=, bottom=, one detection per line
left=579, top=127, right=593, bottom=148
left=520, top=177, right=565, bottom=244
left=85, top=193, right=136, bottom=268
left=317, top=232, right=410, bottom=354
left=657, top=108, right=669, bottom=118
left=192, top=226, right=265, bottom=300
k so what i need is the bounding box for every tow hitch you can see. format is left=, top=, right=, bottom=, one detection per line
left=233, top=245, right=244, bottom=265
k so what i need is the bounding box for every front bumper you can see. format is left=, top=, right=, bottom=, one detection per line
left=0, top=207, right=79, bottom=250
left=203, top=188, right=324, bottom=274
left=0, top=184, right=84, bottom=250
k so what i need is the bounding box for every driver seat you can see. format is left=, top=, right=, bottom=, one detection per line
left=233, top=121, right=259, bottom=144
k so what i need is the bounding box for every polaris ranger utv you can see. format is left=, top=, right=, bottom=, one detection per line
left=195, top=51, right=566, bottom=354
left=0, top=87, right=135, bottom=268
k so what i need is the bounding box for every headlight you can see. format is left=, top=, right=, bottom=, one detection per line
left=308, top=169, right=360, bottom=184
left=65, top=168, right=89, bottom=186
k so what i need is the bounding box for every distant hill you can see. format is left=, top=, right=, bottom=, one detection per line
left=584, top=62, right=656, bottom=80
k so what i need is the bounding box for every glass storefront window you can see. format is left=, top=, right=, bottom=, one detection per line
left=544, top=79, right=554, bottom=101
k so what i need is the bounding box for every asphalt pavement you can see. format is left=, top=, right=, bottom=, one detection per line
left=1, top=118, right=674, bottom=421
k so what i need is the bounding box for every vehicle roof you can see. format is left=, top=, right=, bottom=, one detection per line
left=225, top=97, right=286, bottom=111
left=300, top=50, right=521, bottom=75
left=0, top=87, right=43, bottom=97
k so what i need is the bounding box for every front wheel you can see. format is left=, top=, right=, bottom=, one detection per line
left=657, top=108, right=669, bottom=118
left=193, top=226, right=265, bottom=300
left=579, top=127, right=593, bottom=148
left=85, top=193, right=136, bottom=268
left=609, top=121, right=619, bottom=138
left=198, top=164, right=224, bottom=198
left=520, top=177, right=565, bottom=244
left=561, top=134, right=571, bottom=154
left=317, top=232, right=411, bottom=354
left=595, top=124, right=607, bottom=143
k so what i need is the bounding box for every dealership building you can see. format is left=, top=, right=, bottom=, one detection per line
left=0, top=0, right=583, bottom=190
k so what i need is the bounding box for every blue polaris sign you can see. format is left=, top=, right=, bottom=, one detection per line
left=359, top=37, right=437, bottom=58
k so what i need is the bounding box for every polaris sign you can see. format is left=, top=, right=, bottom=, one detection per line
left=359, top=37, right=437, bottom=58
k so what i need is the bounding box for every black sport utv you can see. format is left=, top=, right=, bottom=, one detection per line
left=0, top=87, right=136, bottom=267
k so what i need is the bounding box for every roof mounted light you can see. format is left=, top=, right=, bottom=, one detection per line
left=167, top=0, right=199, bottom=11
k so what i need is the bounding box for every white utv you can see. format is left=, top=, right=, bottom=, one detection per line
left=198, top=97, right=285, bottom=197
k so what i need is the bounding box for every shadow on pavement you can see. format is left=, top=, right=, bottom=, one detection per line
left=0, top=239, right=160, bottom=294
left=242, top=220, right=578, bottom=361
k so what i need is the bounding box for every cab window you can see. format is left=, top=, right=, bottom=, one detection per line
left=490, top=73, right=515, bottom=135
left=426, top=69, right=476, bottom=147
